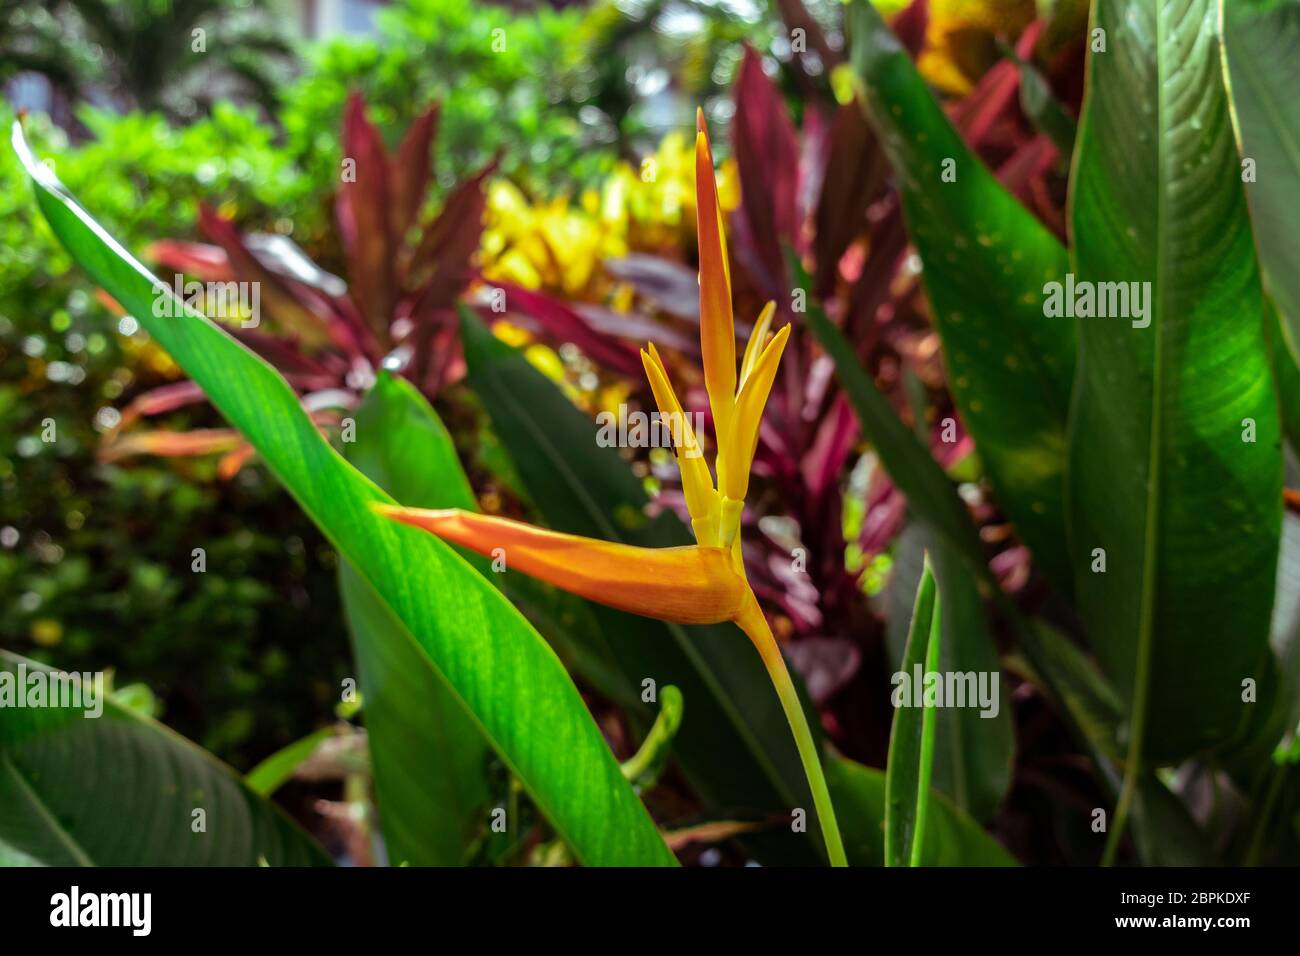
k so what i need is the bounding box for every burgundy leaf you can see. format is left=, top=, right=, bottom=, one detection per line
left=801, top=393, right=859, bottom=499
left=390, top=102, right=441, bottom=245
left=337, top=91, right=397, bottom=342
left=147, top=240, right=235, bottom=281
left=812, top=101, right=885, bottom=298
left=604, top=254, right=700, bottom=322
left=893, top=0, right=930, bottom=58
left=198, top=204, right=353, bottom=353
left=732, top=45, right=800, bottom=292
left=491, top=282, right=643, bottom=378
left=407, top=160, right=496, bottom=321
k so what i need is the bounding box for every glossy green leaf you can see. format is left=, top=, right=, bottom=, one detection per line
left=847, top=0, right=1076, bottom=593
left=1068, top=0, right=1281, bottom=762
left=884, top=556, right=941, bottom=866
left=1003, top=42, right=1078, bottom=155
left=0, top=651, right=330, bottom=866
left=887, top=525, right=1014, bottom=822
left=245, top=727, right=335, bottom=797
left=1222, top=0, right=1300, bottom=363
left=340, top=371, right=491, bottom=866
left=13, top=123, right=674, bottom=867
left=459, top=307, right=822, bottom=864
left=827, top=757, right=1016, bottom=866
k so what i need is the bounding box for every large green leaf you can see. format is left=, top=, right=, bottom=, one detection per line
left=1222, top=0, right=1300, bottom=363
left=0, top=651, right=330, bottom=866
left=340, top=371, right=490, bottom=866
left=826, top=757, right=1016, bottom=866
left=847, top=0, right=1076, bottom=594
left=1068, top=0, right=1282, bottom=762
left=13, top=123, right=674, bottom=867
left=884, top=557, right=941, bottom=866
left=886, top=525, right=1014, bottom=822
left=459, top=308, right=823, bottom=864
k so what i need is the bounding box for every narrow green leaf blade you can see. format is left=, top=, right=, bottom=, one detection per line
left=886, top=525, right=1014, bottom=821
left=13, top=124, right=674, bottom=867
left=341, top=371, right=491, bottom=866
left=847, top=0, right=1076, bottom=593
left=0, top=651, right=331, bottom=866
left=1068, top=0, right=1282, bottom=761
left=828, top=757, right=1016, bottom=866
left=884, top=557, right=939, bottom=866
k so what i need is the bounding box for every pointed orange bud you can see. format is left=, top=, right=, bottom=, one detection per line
left=375, top=505, right=748, bottom=625
left=694, top=109, right=736, bottom=447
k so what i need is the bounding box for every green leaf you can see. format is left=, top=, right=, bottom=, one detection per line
left=886, top=525, right=1014, bottom=822
left=459, top=308, right=822, bottom=864
left=1068, top=0, right=1281, bottom=762
left=1268, top=301, right=1300, bottom=453
left=1222, top=0, right=1300, bottom=364
left=245, top=727, right=336, bottom=797
left=340, top=371, right=491, bottom=866
left=0, top=651, right=330, bottom=866
left=827, top=757, right=1016, bottom=866
left=1002, top=42, right=1078, bottom=156
left=13, top=122, right=674, bottom=867
left=884, top=556, right=941, bottom=866
left=846, top=0, right=1076, bottom=594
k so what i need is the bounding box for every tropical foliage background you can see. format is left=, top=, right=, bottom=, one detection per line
left=2, top=0, right=1299, bottom=867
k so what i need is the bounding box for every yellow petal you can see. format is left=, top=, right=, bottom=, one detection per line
left=720, top=322, right=791, bottom=504
left=374, top=505, right=747, bottom=625
left=739, top=301, right=776, bottom=389
left=642, top=345, right=719, bottom=542
left=694, top=109, right=736, bottom=445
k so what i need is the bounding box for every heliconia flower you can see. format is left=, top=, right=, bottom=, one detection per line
left=375, top=112, right=845, bottom=867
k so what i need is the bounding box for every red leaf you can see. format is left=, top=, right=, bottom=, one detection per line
left=390, top=102, right=441, bottom=246
left=407, top=160, right=496, bottom=322
left=813, top=102, right=886, bottom=297
left=147, top=240, right=235, bottom=281
left=490, top=282, right=643, bottom=378
left=892, top=0, right=930, bottom=57
left=732, top=45, right=800, bottom=292
left=337, top=91, right=397, bottom=342
left=198, top=205, right=352, bottom=352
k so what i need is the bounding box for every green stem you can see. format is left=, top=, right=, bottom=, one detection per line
left=737, top=593, right=848, bottom=867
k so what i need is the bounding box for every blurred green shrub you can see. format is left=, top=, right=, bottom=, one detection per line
left=280, top=0, right=620, bottom=195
